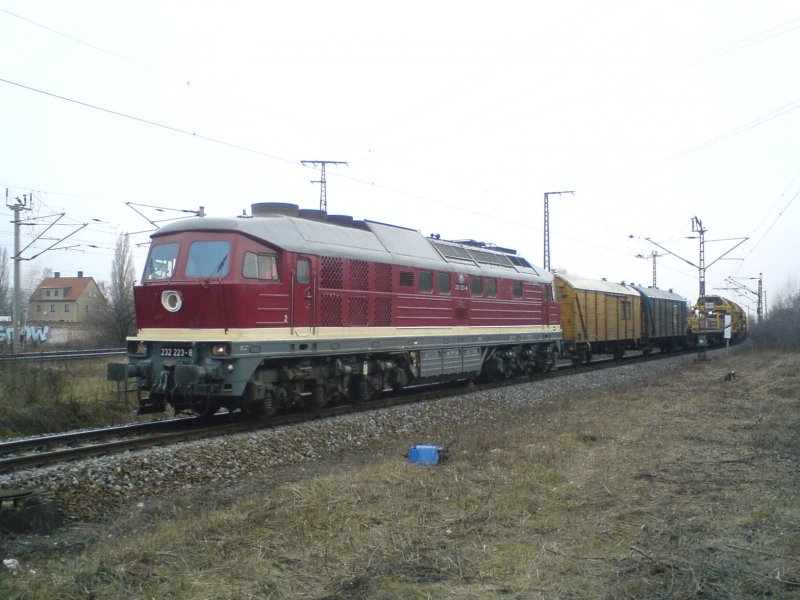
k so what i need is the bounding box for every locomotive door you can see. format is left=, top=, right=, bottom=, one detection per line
left=292, top=257, right=314, bottom=335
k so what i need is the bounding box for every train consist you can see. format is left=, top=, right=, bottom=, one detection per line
left=108, top=203, right=747, bottom=417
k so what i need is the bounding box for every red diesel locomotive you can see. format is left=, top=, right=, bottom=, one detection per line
left=109, top=203, right=562, bottom=416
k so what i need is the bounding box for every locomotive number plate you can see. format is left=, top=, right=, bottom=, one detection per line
left=160, top=346, right=193, bottom=358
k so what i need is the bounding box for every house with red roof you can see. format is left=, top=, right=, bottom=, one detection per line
left=27, top=271, right=106, bottom=324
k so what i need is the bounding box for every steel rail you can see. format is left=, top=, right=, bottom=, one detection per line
left=0, top=348, right=126, bottom=363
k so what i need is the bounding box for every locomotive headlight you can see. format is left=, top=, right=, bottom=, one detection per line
left=211, top=343, right=232, bottom=357
left=161, top=290, right=183, bottom=313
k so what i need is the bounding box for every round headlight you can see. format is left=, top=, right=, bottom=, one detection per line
left=161, top=290, right=183, bottom=313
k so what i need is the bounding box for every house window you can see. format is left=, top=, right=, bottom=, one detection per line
left=65, top=304, right=69, bottom=313
left=36, top=304, right=41, bottom=313
left=438, top=272, right=450, bottom=294
left=419, top=271, right=433, bottom=293
left=46, top=290, right=51, bottom=297
left=471, top=277, right=483, bottom=296
left=487, top=278, right=497, bottom=297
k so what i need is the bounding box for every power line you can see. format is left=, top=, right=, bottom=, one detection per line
left=0, top=76, right=298, bottom=167
left=1, top=8, right=165, bottom=75
left=669, top=97, right=800, bottom=160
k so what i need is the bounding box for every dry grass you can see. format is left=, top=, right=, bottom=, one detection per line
left=0, top=359, right=134, bottom=437
left=2, top=348, right=799, bottom=599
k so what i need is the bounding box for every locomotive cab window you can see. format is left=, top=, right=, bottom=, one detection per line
left=243, top=252, right=279, bottom=281
left=438, top=272, right=451, bottom=294
left=186, top=241, right=231, bottom=278
left=145, top=242, right=179, bottom=280
left=419, top=271, right=433, bottom=293
left=513, top=281, right=523, bottom=298
left=297, top=259, right=310, bottom=284
left=471, top=276, right=483, bottom=296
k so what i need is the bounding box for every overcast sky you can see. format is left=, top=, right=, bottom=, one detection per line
left=2, top=1, right=798, bottom=314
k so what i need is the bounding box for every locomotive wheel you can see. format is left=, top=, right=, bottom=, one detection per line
left=350, top=377, right=372, bottom=403
left=243, top=383, right=276, bottom=419
left=311, top=384, right=328, bottom=409
left=192, top=396, right=219, bottom=418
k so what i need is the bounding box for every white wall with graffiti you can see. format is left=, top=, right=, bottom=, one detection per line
left=0, top=323, right=71, bottom=346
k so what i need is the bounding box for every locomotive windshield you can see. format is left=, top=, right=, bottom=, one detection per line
left=144, top=242, right=178, bottom=280
left=186, top=241, right=231, bottom=278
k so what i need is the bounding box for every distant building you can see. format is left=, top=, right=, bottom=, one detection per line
left=28, top=271, right=106, bottom=324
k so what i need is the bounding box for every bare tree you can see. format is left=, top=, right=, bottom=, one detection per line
left=751, top=277, right=800, bottom=349
left=101, top=233, right=138, bottom=345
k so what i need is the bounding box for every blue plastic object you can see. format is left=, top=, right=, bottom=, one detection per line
left=408, top=445, right=445, bottom=465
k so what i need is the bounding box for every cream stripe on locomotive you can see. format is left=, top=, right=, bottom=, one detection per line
left=133, top=324, right=563, bottom=344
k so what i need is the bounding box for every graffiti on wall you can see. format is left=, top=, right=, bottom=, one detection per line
left=0, top=325, right=52, bottom=345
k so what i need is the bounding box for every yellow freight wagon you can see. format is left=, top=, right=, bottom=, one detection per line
left=554, top=273, right=642, bottom=364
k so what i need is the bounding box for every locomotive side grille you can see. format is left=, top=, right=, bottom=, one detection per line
left=375, top=297, right=392, bottom=326
left=351, top=260, right=369, bottom=291
left=321, top=293, right=343, bottom=326
left=375, top=263, right=392, bottom=292
left=321, top=256, right=344, bottom=289
left=349, top=296, right=369, bottom=326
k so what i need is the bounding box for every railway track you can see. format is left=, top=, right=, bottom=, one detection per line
left=0, top=349, right=694, bottom=475
left=0, top=348, right=126, bottom=363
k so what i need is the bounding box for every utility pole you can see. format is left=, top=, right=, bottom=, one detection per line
left=6, top=190, right=92, bottom=353
left=301, top=160, right=348, bottom=212
left=646, top=216, right=747, bottom=299
left=636, top=250, right=664, bottom=287
left=6, top=189, right=31, bottom=353
left=691, top=216, right=707, bottom=295
left=722, top=273, right=764, bottom=322
left=543, top=190, right=574, bottom=271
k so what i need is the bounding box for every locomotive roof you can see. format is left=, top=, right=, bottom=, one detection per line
left=630, top=284, right=688, bottom=303
left=154, top=215, right=553, bottom=283
left=554, top=273, right=639, bottom=297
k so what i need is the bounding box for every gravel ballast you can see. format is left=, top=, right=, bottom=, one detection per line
left=1, top=355, right=698, bottom=522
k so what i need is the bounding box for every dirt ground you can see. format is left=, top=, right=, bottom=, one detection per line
left=2, top=347, right=799, bottom=599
